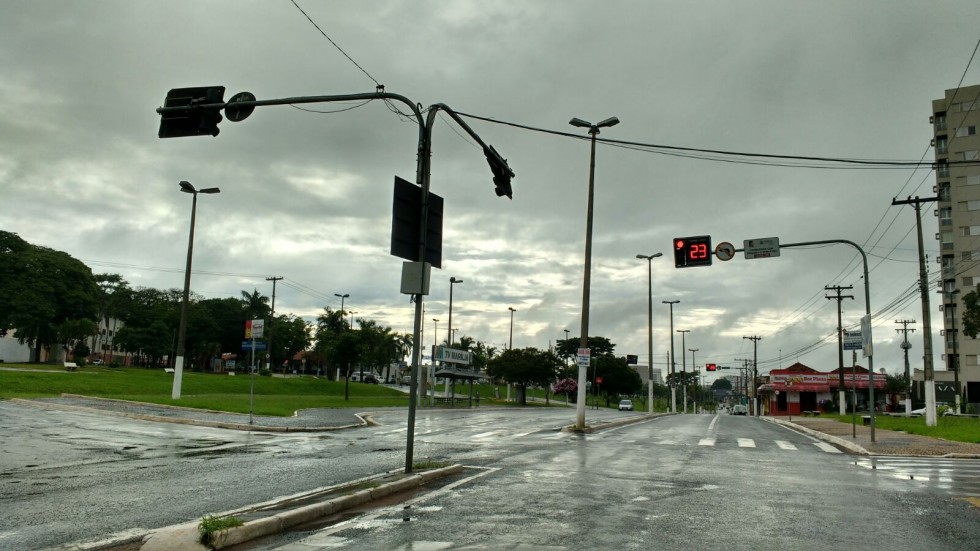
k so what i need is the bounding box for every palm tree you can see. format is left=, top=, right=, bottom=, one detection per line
left=240, top=289, right=270, bottom=320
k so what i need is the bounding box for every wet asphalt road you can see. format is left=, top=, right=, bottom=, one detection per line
left=2, top=402, right=979, bottom=550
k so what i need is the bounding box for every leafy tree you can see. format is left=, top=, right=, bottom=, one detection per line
left=0, top=231, right=100, bottom=362
left=554, top=335, right=616, bottom=360
left=57, top=318, right=98, bottom=361
left=553, top=377, right=577, bottom=402
left=240, top=289, right=271, bottom=321
left=489, top=347, right=561, bottom=405
left=92, top=273, right=128, bottom=361
left=270, top=314, right=311, bottom=371
left=712, top=378, right=733, bottom=391
left=961, top=285, right=980, bottom=338
left=592, top=355, right=643, bottom=406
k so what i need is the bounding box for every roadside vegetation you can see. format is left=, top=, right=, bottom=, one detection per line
left=824, top=413, right=980, bottom=443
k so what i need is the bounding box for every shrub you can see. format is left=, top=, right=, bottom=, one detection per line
left=199, top=514, right=243, bottom=547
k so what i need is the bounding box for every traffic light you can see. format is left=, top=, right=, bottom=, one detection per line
left=706, top=363, right=717, bottom=371
left=158, top=86, right=225, bottom=138
left=673, top=235, right=712, bottom=268
left=484, top=145, right=515, bottom=199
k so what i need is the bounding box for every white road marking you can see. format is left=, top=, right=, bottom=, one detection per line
left=775, top=440, right=798, bottom=451
left=737, top=438, right=756, bottom=448
left=698, top=438, right=716, bottom=446
left=814, top=442, right=842, bottom=453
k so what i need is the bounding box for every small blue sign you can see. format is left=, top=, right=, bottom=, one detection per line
left=242, top=340, right=267, bottom=351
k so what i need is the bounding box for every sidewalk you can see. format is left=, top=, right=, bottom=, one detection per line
left=765, top=416, right=980, bottom=458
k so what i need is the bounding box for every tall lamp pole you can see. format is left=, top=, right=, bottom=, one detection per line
left=265, top=276, right=283, bottom=372
left=677, top=330, right=690, bottom=413
left=448, top=277, right=463, bottom=346
left=951, top=288, right=961, bottom=413
left=689, top=348, right=699, bottom=413
left=663, top=301, right=679, bottom=412
left=637, top=253, right=663, bottom=413
left=570, top=115, right=620, bottom=430
left=508, top=307, right=517, bottom=349
left=334, top=293, right=349, bottom=328
left=172, top=181, right=220, bottom=400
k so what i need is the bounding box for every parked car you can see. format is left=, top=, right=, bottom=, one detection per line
left=91, top=359, right=104, bottom=365
left=731, top=404, right=748, bottom=415
left=349, top=372, right=379, bottom=384
left=618, top=399, right=634, bottom=411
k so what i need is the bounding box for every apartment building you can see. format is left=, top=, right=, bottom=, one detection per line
left=932, top=83, right=980, bottom=410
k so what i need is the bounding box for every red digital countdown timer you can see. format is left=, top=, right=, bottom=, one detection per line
left=673, top=235, right=713, bottom=268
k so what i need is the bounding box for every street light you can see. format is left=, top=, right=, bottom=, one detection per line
left=637, top=253, right=663, bottom=414
left=508, top=307, right=517, bottom=350
left=432, top=318, right=439, bottom=349
left=570, top=115, right=620, bottom=430
left=448, top=277, right=463, bottom=346
left=349, top=311, right=357, bottom=329
left=334, top=293, right=349, bottom=328
left=951, top=288, right=961, bottom=413
left=172, top=181, right=220, bottom=400
left=689, top=348, right=699, bottom=413
left=662, top=300, right=680, bottom=412
left=677, top=330, right=690, bottom=413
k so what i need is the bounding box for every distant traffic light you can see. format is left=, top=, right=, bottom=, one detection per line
left=158, top=86, right=225, bottom=138
left=484, top=145, right=515, bottom=199
left=673, top=235, right=712, bottom=268
left=706, top=363, right=717, bottom=371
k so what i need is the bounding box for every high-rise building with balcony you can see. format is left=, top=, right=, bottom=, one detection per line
left=932, top=84, right=980, bottom=411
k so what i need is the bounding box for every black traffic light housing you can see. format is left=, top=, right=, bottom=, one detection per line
left=484, top=145, right=515, bottom=199
left=158, top=86, right=225, bottom=138
left=673, top=235, right=712, bottom=268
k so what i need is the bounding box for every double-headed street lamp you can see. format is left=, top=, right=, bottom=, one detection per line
left=637, top=253, right=663, bottom=413
left=448, top=277, right=463, bottom=346
left=172, top=181, right=220, bottom=400
left=677, top=329, right=690, bottom=413
left=508, top=307, right=517, bottom=350
left=662, top=300, right=680, bottom=412
left=570, top=115, right=620, bottom=430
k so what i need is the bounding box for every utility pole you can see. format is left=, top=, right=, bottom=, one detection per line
left=265, top=276, right=283, bottom=373
left=742, top=337, right=761, bottom=416
left=826, top=285, right=854, bottom=415
left=734, top=359, right=751, bottom=403
left=892, top=195, right=938, bottom=426
left=678, top=330, right=690, bottom=413
left=895, top=319, right=916, bottom=415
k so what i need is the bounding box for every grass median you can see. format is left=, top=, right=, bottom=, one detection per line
left=0, top=363, right=412, bottom=416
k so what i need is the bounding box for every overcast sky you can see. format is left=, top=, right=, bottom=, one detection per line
left=3, top=1, right=979, bottom=382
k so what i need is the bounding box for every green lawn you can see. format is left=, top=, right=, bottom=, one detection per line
left=823, top=413, right=980, bottom=443
left=0, top=363, right=412, bottom=416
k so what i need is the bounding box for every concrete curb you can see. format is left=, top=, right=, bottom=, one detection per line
left=763, top=416, right=871, bottom=455
left=11, top=396, right=369, bottom=432
left=562, top=412, right=674, bottom=434
left=139, top=464, right=464, bottom=550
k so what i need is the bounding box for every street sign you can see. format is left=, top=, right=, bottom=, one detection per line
left=843, top=330, right=862, bottom=351
left=715, top=242, right=735, bottom=261
left=577, top=348, right=591, bottom=369
left=241, top=340, right=267, bottom=351
left=743, top=237, right=780, bottom=259
left=595, top=377, right=603, bottom=384
left=861, top=314, right=873, bottom=358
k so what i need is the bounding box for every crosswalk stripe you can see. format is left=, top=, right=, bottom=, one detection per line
left=737, top=438, right=756, bottom=448
left=775, top=440, right=798, bottom=451
left=698, top=438, right=716, bottom=446
left=814, top=442, right=842, bottom=453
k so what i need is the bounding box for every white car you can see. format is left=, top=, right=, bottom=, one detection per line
left=618, top=399, right=634, bottom=411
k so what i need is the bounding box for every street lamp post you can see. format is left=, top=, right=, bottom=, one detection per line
left=349, top=311, right=357, bottom=329
left=172, top=181, right=220, bottom=400
left=663, top=301, right=679, bottom=413
left=951, top=288, right=961, bottom=413
left=334, top=293, right=349, bottom=328
left=689, top=348, right=699, bottom=413
left=637, top=253, right=663, bottom=414
left=448, top=277, right=463, bottom=346
left=570, top=115, right=620, bottom=430
left=677, top=330, right=690, bottom=413
left=508, top=307, right=517, bottom=350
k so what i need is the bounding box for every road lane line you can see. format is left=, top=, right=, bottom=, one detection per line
left=737, top=438, right=756, bottom=448
left=698, top=438, right=716, bottom=446
left=814, top=442, right=842, bottom=453
left=775, top=440, right=797, bottom=451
